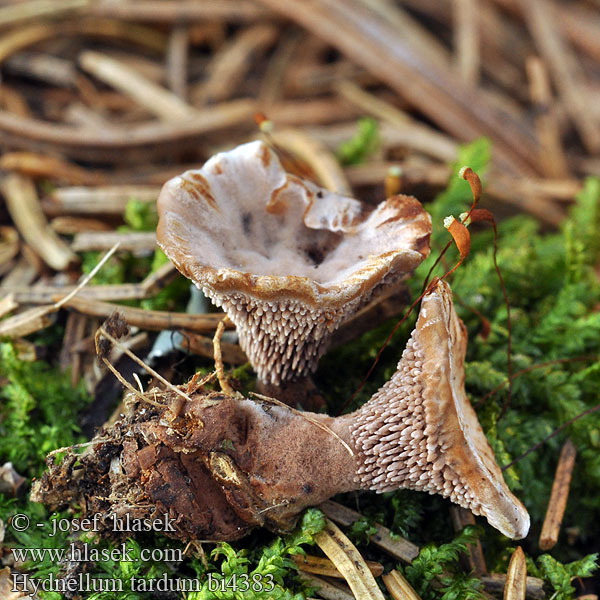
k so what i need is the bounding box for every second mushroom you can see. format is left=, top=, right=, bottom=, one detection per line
left=156, top=140, right=431, bottom=400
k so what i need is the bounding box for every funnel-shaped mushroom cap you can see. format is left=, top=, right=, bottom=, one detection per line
left=348, top=280, right=530, bottom=539
left=156, top=141, right=431, bottom=384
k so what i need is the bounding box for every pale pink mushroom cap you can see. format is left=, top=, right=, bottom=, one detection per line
left=156, top=140, right=431, bottom=384
left=344, top=279, right=530, bottom=539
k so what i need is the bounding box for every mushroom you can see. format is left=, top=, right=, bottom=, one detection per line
left=33, top=280, right=529, bottom=541
left=155, top=140, right=431, bottom=394
left=341, top=278, right=530, bottom=539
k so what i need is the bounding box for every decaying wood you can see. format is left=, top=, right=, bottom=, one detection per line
left=539, top=438, right=577, bottom=550
left=482, top=574, right=546, bottom=600
left=450, top=506, right=488, bottom=576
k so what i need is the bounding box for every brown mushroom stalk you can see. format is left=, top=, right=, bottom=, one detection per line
left=155, top=140, right=431, bottom=392
left=32, top=280, right=529, bottom=541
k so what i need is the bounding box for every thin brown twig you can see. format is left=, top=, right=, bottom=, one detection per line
left=213, top=319, right=234, bottom=395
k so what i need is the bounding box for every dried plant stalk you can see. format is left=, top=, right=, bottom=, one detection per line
left=520, top=0, right=600, bottom=154
left=0, top=305, right=52, bottom=338
left=46, top=186, right=161, bottom=215
left=314, top=519, right=385, bottom=600
left=0, top=0, right=90, bottom=27
left=0, top=173, right=77, bottom=270
left=71, top=231, right=156, bottom=253
left=382, top=569, right=422, bottom=600
left=0, top=293, right=18, bottom=319
left=0, top=99, right=256, bottom=162
left=0, top=152, right=106, bottom=185
left=166, top=25, right=189, bottom=100
left=334, top=79, right=457, bottom=162
left=268, top=128, right=352, bottom=194
left=525, top=56, right=569, bottom=179
left=503, top=546, right=527, bottom=600
left=194, top=24, right=278, bottom=104
left=183, top=332, right=247, bottom=365
left=4, top=284, right=152, bottom=304
left=61, top=296, right=229, bottom=333
left=0, top=226, right=19, bottom=266
left=293, top=554, right=383, bottom=578
left=88, top=0, right=271, bottom=23
left=298, top=573, right=354, bottom=600
left=452, top=0, right=479, bottom=85
left=539, top=439, right=577, bottom=550
left=255, top=0, right=539, bottom=175
left=79, top=50, right=197, bottom=121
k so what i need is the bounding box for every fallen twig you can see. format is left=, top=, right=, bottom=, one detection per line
left=539, top=439, right=577, bottom=551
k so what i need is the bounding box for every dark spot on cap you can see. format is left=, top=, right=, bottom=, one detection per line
left=305, top=246, right=325, bottom=266
left=241, top=213, right=252, bottom=235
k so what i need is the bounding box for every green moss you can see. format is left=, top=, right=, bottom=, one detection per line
left=0, top=342, right=90, bottom=475
left=336, top=117, right=380, bottom=165
left=402, top=526, right=485, bottom=600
